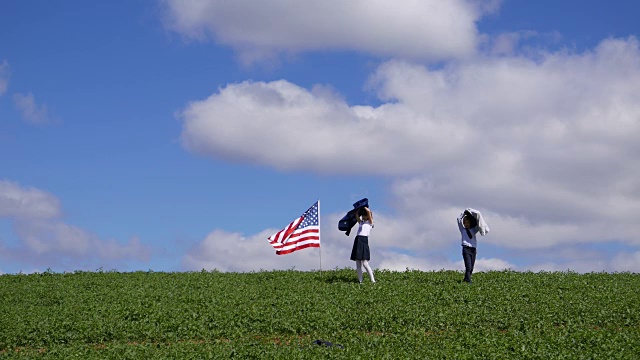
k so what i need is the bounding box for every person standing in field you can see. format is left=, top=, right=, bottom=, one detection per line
left=458, top=208, right=490, bottom=284
left=350, top=206, right=376, bottom=284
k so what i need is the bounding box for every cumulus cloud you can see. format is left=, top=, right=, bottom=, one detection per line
left=182, top=212, right=518, bottom=274
left=377, top=252, right=454, bottom=272
left=162, top=0, right=492, bottom=63
left=0, top=60, right=8, bottom=95
left=180, top=37, right=640, bottom=178
left=610, top=251, right=640, bottom=272
left=13, top=92, right=52, bottom=125
left=0, top=180, right=150, bottom=269
left=178, top=37, right=640, bottom=271
left=481, top=30, right=562, bottom=57
left=179, top=79, right=468, bottom=174
left=182, top=216, right=637, bottom=274
left=182, top=229, right=323, bottom=272
left=0, top=180, right=61, bottom=220
left=182, top=212, right=376, bottom=272
left=181, top=206, right=482, bottom=273
left=523, top=250, right=640, bottom=273
left=379, top=255, right=515, bottom=273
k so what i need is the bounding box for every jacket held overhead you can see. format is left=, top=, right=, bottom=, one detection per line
left=338, top=198, right=369, bottom=236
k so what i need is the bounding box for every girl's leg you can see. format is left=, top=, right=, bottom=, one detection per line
left=470, top=247, right=477, bottom=274
left=362, top=260, right=376, bottom=283
left=356, top=260, right=363, bottom=283
left=462, top=246, right=475, bottom=283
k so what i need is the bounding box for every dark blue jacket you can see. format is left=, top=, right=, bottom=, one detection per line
left=338, top=198, right=369, bottom=236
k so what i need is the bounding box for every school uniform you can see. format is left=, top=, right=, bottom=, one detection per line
left=350, top=221, right=372, bottom=261
left=338, top=198, right=369, bottom=236
left=350, top=219, right=375, bottom=283
left=458, top=208, right=490, bottom=283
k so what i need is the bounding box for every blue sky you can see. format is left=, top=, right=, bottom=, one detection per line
left=1, top=0, right=639, bottom=274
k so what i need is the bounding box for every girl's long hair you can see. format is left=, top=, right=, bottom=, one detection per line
left=357, top=207, right=371, bottom=221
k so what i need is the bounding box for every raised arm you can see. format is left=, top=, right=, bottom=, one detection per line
left=365, top=207, right=373, bottom=225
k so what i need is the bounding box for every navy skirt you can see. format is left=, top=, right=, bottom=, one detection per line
left=350, top=235, right=371, bottom=261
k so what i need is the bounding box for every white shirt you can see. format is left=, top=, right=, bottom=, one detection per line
left=458, top=208, right=489, bottom=248
left=458, top=216, right=479, bottom=248
left=466, top=208, right=490, bottom=236
left=357, top=220, right=372, bottom=237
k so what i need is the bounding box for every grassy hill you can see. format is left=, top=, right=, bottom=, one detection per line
left=1, top=269, right=638, bottom=359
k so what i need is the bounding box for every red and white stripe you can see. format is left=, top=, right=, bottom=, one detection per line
left=268, top=217, right=320, bottom=255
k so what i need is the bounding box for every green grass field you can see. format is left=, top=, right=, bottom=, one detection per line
left=1, top=269, right=638, bottom=359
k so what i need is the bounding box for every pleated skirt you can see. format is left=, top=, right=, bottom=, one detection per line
left=350, top=235, right=371, bottom=261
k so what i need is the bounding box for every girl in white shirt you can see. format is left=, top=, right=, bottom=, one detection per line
left=458, top=208, right=490, bottom=284
left=350, top=206, right=376, bottom=283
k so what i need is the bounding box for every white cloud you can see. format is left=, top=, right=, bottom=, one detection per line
left=489, top=32, right=527, bottom=56
left=180, top=37, right=640, bottom=179
left=523, top=250, right=640, bottom=273
left=182, top=211, right=396, bottom=272
left=182, top=206, right=637, bottom=274
left=0, top=180, right=150, bottom=268
left=480, top=30, right=562, bottom=57
left=162, top=0, right=490, bottom=63
left=0, top=180, right=61, bottom=220
left=182, top=217, right=518, bottom=274
left=178, top=37, right=640, bottom=271
left=179, top=79, right=468, bottom=174
left=182, top=229, right=327, bottom=272
left=376, top=252, right=455, bottom=272
left=13, top=92, right=51, bottom=125
left=379, top=255, right=515, bottom=273
left=97, top=236, right=150, bottom=260
left=16, top=221, right=92, bottom=256
left=0, top=60, right=9, bottom=95
left=472, top=257, right=516, bottom=272
left=610, top=251, right=640, bottom=272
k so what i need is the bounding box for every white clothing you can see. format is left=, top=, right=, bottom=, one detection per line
left=357, top=220, right=372, bottom=237
left=458, top=208, right=490, bottom=248
left=458, top=218, right=479, bottom=248
left=356, top=260, right=376, bottom=283
left=466, top=208, right=490, bottom=235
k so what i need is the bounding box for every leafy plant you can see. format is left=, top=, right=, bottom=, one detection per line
left=0, top=269, right=638, bottom=358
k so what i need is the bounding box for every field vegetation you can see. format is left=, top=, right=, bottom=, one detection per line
left=1, top=269, right=638, bottom=359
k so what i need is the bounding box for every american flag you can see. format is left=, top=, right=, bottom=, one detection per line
left=268, top=201, right=320, bottom=255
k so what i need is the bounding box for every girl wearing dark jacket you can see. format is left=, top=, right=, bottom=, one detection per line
left=350, top=206, right=376, bottom=283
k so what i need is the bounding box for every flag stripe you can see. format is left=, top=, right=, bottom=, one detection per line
left=271, top=231, right=320, bottom=249
left=276, top=242, right=320, bottom=255
left=267, top=201, right=320, bottom=255
left=271, top=228, right=319, bottom=243
left=275, top=237, right=320, bottom=251
left=268, top=217, right=303, bottom=244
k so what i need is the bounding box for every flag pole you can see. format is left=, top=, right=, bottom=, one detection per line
left=318, top=199, right=322, bottom=274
